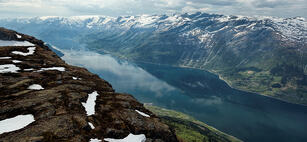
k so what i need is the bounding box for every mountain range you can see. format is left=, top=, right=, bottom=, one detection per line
left=0, top=12, right=306, bottom=105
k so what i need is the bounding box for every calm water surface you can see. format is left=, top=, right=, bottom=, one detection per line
left=62, top=50, right=307, bottom=142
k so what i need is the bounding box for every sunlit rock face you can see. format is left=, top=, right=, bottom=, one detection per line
left=0, top=28, right=178, bottom=142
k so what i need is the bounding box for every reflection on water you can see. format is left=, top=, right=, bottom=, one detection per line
left=62, top=49, right=307, bottom=142
left=62, top=50, right=176, bottom=99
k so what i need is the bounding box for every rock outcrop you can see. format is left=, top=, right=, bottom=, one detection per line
left=0, top=27, right=178, bottom=142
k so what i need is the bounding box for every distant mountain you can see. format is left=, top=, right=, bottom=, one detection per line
left=0, top=12, right=306, bottom=105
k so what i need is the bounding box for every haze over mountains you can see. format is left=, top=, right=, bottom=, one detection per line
left=0, top=12, right=306, bottom=105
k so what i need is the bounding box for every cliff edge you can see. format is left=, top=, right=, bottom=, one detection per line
left=0, top=27, right=178, bottom=142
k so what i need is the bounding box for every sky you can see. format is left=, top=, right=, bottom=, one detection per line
left=0, top=0, right=306, bottom=18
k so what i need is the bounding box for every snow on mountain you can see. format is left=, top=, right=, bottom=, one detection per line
left=0, top=12, right=306, bottom=44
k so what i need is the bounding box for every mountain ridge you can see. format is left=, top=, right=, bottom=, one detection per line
left=3, top=12, right=305, bottom=42
left=0, top=12, right=306, bottom=105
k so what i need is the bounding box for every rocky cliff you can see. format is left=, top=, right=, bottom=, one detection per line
left=0, top=27, right=178, bottom=142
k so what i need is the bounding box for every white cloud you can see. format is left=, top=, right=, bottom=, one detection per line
left=155, top=0, right=185, bottom=8
left=0, top=0, right=306, bottom=18
left=182, top=6, right=210, bottom=13
left=62, top=50, right=176, bottom=97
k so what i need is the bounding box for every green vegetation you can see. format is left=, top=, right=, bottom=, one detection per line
left=145, top=105, right=242, bottom=142
left=163, top=119, right=207, bottom=142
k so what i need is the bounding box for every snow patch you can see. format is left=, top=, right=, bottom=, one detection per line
left=90, top=138, right=101, bottom=142
left=12, top=47, right=36, bottom=56
left=135, top=110, right=150, bottom=118
left=101, top=17, right=112, bottom=24
left=88, top=122, right=95, bottom=129
left=132, top=15, right=160, bottom=28
left=73, top=77, right=82, bottom=80
left=0, top=64, right=20, bottom=73
left=24, top=68, right=34, bottom=71
left=28, top=84, right=44, bottom=90
left=217, top=16, right=230, bottom=23
left=234, top=31, right=248, bottom=37
left=247, top=23, right=257, bottom=29
left=82, top=91, right=99, bottom=116
left=0, top=57, right=11, bottom=59
left=39, top=16, right=59, bottom=21
left=0, top=40, right=35, bottom=47
left=12, top=60, right=22, bottom=63
left=16, top=34, right=22, bottom=39
left=104, top=133, right=146, bottom=142
left=0, top=115, right=35, bottom=134
left=271, top=17, right=307, bottom=41
left=37, top=67, right=65, bottom=72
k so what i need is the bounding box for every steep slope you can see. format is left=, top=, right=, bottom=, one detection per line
left=82, top=13, right=307, bottom=105
left=0, top=12, right=306, bottom=105
left=145, top=105, right=242, bottom=142
left=0, top=28, right=178, bottom=142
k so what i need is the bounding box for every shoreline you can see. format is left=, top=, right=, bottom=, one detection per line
left=216, top=74, right=307, bottom=107
left=89, top=49, right=307, bottom=108
left=131, top=60, right=307, bottom=107
left=145, top=104, right=243, bottom=142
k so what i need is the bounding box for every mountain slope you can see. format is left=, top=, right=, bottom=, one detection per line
left=0, top=27, right=178, bottom=142
left=145, top=105, right=242, bottom=142
left=0, top=12, right=306, bottom=105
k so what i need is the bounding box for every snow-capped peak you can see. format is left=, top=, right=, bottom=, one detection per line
left=39, top=16, right=60, bottom=21
left=0, top=12, right=306, bottom=43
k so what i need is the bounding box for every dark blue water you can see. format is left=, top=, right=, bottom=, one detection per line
left=62, top=50, right=307, bottom=142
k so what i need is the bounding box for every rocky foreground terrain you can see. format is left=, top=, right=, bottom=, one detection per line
left=0, top=27, right=178, bottom=142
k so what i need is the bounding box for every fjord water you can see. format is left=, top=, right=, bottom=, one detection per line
left=62, top=50, right=307, bottom=142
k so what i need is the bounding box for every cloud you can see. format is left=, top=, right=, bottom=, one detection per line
left=0, top=0, right=306, bottom=18
left=189, top=0, right=237, bottom=6
left=61, top=49, right=176, bottom=97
